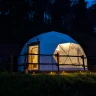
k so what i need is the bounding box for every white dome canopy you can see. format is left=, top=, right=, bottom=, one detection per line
left=18, top=31, right=87, bottom=72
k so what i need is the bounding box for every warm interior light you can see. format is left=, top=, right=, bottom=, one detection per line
left=60, top=43, right=71, bottom=48
left=33, top=72, right=35, bottom=74
left=49, top=72, right=56, bottom=75
left=56, top=46, right=59, bottom=51
left=53, top=43, right=87, bottom=68
left=51, top=71, right=52, bottom=73
left=28, top=45, right=38, bottom=71
left=63, top=71, right=65, bottom=73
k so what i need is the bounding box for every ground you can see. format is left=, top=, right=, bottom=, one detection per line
left=0, top=72, right=96, bottom=96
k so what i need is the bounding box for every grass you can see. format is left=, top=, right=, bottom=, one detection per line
left=0, top=72, right=96, bottom=96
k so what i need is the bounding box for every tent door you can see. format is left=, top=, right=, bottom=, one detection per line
left=28, top=45, right=39, bottom=71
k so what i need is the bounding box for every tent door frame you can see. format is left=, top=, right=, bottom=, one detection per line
left=27, top=40, right=40, bottom=71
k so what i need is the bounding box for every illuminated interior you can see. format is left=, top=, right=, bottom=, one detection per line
left=28, top=45, right=38, bottom=70
left=53, top=43, right=87, bottom=66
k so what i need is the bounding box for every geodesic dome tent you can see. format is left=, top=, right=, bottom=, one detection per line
left=18, top=31, right=87, bottom=72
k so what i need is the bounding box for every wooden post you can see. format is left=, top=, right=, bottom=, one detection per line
left=24, top=53, right=28, bottom=74
left=82, top=55, right=85, bottom=71
left=10, top=54, right=13, bottom=72
left=25, top=43, right=29, bottom=74
left=37, top=38, right=40, bottom=70
left=57, top=53, right=59, bottom=73
left=24, top=53, right=26, bottom=70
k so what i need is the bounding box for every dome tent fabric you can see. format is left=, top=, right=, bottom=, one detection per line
left=18, top=31, right=87, bottom=72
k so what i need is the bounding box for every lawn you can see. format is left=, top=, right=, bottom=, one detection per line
left=0, top=72, right=96, bottom=96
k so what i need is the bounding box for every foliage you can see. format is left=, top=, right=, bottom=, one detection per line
left=0, top=72, right=96, bottom=96
left=0, top=0, right=95, bottom=43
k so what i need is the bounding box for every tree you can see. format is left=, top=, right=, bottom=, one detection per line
left=88, top=4, right=96, bottom=26
left=49, top=0, right=71, bottom=31
left=72, top=0, right=93, bottom=34
left=0, top=0, right=29, bottom=43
